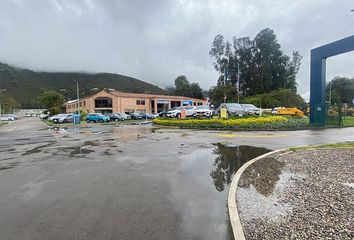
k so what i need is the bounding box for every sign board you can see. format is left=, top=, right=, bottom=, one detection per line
left=182, top=100, right=193, bottom=106
left=157, top=99, right=170, bottom=104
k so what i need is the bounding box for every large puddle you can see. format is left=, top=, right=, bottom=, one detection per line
left=168, top=143, right=270, bottom=239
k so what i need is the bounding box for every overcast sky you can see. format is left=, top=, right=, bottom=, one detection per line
left=1, top=0, right=354, bottom=100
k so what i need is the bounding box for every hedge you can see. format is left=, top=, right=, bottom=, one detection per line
left=152, top=116, right=307, bottom=130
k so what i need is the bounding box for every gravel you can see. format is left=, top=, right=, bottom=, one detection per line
left=236, top=148, right=354, bottom=240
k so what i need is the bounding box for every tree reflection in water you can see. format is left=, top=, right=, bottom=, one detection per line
left=210, top=143, right=270, bottom=192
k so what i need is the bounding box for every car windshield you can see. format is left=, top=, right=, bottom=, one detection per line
left=55, top=114, right=66, bottom=117
left=226, top=103, right=243, bottom=109
left=241, top=104, right=258, bottom=109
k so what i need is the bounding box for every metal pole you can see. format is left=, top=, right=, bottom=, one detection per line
left=237, top=63, right=240, bottom=104
left=76, top=81, right=80, bottom=115
left=329, top=82, right=332, bottom=105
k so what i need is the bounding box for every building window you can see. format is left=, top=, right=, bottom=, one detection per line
left=198, top=102, right=203, bottom=106
left=83, top=101, right=86, bottom=107
left=136, top=100, right=145, bottom=105
left=79, top=102, right=82, bottom=107
left=95, top=97, right=112, bottom=108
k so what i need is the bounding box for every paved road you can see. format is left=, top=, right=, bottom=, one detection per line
left=0, top=118, right=353, bottom=240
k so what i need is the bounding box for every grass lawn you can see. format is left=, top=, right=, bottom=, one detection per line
left=289, top=141, right=354, bottom=151
left=343, top=116, right=354, bottom=126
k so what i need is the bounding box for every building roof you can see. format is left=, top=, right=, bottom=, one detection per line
left=64, top=90, right=206, bottom=105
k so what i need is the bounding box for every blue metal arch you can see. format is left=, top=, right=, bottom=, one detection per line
left=310, top=35, right=354, bottom=125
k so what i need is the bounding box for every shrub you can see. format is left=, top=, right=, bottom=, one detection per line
left=152, top=116, right=307, bottom=130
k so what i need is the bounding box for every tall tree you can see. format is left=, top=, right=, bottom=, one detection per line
left=174, top=75, right=191, bottom=96
left=190, top=83, right=203, bottom=99
left=37, top=90, right=65, bottom=114
left=327, top=77, right=354, bottom=104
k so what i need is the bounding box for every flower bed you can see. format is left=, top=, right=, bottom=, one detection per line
left=153, top=116, right=309, bottom=130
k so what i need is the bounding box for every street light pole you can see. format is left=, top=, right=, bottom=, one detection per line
left=74, top=80, right=80, bottom=115
left=0, top=89, right=7, bottom=116
left=329, top=82, right=333, bottom=105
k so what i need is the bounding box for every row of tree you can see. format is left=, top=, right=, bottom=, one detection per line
left=208, top=28, right=303, bottom=106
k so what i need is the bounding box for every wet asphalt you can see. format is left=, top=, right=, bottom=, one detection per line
left=0, top=118, right=354, bottom=240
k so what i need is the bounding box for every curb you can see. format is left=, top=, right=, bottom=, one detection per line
left=227, top=148, right=287, bottom=240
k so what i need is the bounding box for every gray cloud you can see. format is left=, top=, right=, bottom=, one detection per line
left=1, top=0, right=354, bottom=100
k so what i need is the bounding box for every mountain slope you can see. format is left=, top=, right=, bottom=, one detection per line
left=0, top=62, right=166, bottom=108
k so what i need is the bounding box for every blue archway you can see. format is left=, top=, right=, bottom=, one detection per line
left=310, top=35, right=354, bottom=125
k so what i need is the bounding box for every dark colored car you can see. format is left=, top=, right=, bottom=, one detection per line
left=106, top=113, right=124, bottom=122
left=158, top=110, right=169, bottom=117
left=218, top=103, right=246, bottom=116
left=141, top=113, right=156, bottom=119
left=129, top=112, right=143, bottom=120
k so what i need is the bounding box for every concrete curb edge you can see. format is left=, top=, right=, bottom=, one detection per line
left=227, top=148, right=287, bottom=240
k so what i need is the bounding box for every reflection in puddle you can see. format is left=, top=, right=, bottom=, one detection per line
left=238, top=157, right=285, bottom=196
left=0, top=162, right=19, bottom=171
left=210, top=143, right=270, bottom=192
left=67, top=147, right=94, bottom=157
left=22, top=143, right=55, bottom=156
left=237, top=156, right=296, bottom=223
left=168, top=143, right=270, bottom=240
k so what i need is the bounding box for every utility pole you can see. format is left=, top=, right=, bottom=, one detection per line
left=237, top=63, right=240, bottom=104
left=329, top=81, right=333, bottom=105
left=74, top=80, right=80, bottom=115
left=224, top=66, right=227, bottom=103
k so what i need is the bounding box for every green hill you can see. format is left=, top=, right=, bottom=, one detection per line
left=0, top=62, right=166, bottom=108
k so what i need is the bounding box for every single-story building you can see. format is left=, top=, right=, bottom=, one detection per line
left=64, top=90, right=208, bottom=114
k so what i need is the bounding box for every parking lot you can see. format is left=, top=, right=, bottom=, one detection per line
left=1, top=118, right=354, bottom=240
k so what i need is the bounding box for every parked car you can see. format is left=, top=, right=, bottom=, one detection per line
left=5, top=114, right=18, bottom=120
left=39, top=113, right=49, bottom=119
left=158, top=110, right=170, bottom=117
left=106, top=113, right=124, bottom=122
left=141, top=113, right=156, bottom=119
left=117, top=112, right=131, bottom=120
left=48, top=115, right=59, bottom=121
left=52, top=114, right=74, bottom=123
left=167, top=106, right=196, bottom=118
left=86, top=113, right=110, bottom=123
left=195, top=105, right=213, bottom=118
left=218, top=103, right=246, bottom=116
left=129, top=112, right=143, bottom=120
left=0, top=115, right=15, bottom=121
left=241, top=104, right=261, bottom=115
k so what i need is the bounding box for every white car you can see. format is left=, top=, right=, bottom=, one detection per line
left=167, top=106, right=196, bottom=118
left=52, top=114, right=74, bottom=123
left=0, top=115, right=15, bottom=121
left=195, top=105, right=213, bottom=118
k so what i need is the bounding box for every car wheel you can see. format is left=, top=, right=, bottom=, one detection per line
left=115, top=118, right=119, bottom=122
left=176, top=113, right=181, bottom=119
